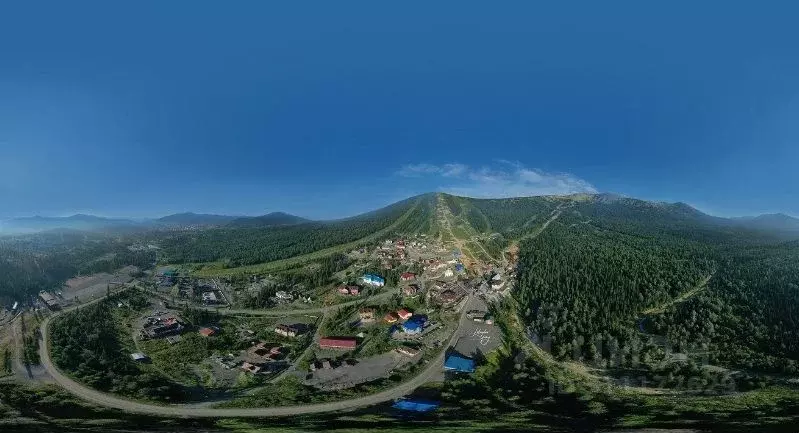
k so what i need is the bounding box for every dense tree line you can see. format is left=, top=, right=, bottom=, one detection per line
left=50, top=290, right=185, bottom=401
left=517, top=223, right=714, bottom=364
left=514, top=202, right=799, bottom=380
left=650, top=243, right=799, bottom=374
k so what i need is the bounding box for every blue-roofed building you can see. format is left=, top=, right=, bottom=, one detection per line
left=361, top=273, right=385, bottom=287
left=444, top=354, right=476, bottom=373
left=392, top=399, right=440, bottom=412
left=402, top=320, right=423, bottom=334
left=455, top=263, right=465, bottom=273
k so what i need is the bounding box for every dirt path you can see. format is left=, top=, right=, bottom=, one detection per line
left=38, top=285, right=475, bottom=417
left=435, top=195, right=495, bottom=268
left=641, top=274, right=714, bottom=315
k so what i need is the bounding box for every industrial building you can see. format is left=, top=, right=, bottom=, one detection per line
left=444, top=354, right=476, bottom=373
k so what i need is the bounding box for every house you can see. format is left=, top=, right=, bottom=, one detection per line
left=466, top=310, right=487, bottom=320
left=241, top=362, right=263, bottom=374
left=38, top=292, right=60, bottom=310
left=274, top=323, right=302, bottom=338
left=201, top=291, right=218, bottom=304
left=142, top=317, right=184, bottom=339
left=361, top=274, right=385, bottom=287
left=396, top=346, right=420, bottom=356
left=402, top=285, right=420, bottom=297
left=319, top=336, right=358, bottom=350
left=337, top=285, right=361, bottom=296
left=199, top=327, right=216, bottom=337
left=383, top=312, right=399, bottom=323
left=444, top=269, right=454, bottom=278
left=440, top=289, right=459, bottom=303
left=358, top=308, right=376, bottom=322
left=248, top=342, right=285, bottom=361
left=444, top=354, right=476, bottom=373
left=400, top=272, right=416, bottom=281
left=130, top=352, right=149, bottom=362
left=491, top=280, right=505, bottom=290
left=397, top=308, right=413, bottom=321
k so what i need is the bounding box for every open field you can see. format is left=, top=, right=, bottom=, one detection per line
left=62, top=266, right=138, bottom=302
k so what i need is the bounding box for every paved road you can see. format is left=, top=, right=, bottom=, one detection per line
left=38, top=285, right=473, bottom=417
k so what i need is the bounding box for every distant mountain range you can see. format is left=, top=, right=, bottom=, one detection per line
left=155, top=212, right=239, bottom=226
left=729, top=213, right=799, bottom=234
left=0, top=214, right=139, bottom=234
left=1, top=194, right=798, bottom=238
left=227, top=212, right=310, bottom=228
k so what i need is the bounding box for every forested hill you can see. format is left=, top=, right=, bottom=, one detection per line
left=155, top=192, right=795, bottom=271
left=439, top=192, right=796, bottom=242
left=157, top=193, right=437, bottom=267
left=504, top=193, right=799, bottom=383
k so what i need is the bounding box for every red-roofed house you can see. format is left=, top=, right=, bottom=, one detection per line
left=319, top=337, right=357, bottom=350
left=400, top=272, right=416, bottom=281
left=397, top=308, right=413, bottom=320
left=198, top=327, right=216, bottom=337
left=397, top=309, right=413, bottom=320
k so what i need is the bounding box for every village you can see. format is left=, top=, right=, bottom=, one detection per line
left=0, top=231, right=515, bottom=412
left=113, top=234, right=512, bottom=398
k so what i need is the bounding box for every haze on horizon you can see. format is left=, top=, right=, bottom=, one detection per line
left=1, top=2, right=798, bottom=220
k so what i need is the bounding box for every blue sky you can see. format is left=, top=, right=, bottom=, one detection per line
left=1, top=2, right=797, bottom=219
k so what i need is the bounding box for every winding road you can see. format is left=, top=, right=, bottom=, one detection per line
left=37, top=286, right=473, bottom=417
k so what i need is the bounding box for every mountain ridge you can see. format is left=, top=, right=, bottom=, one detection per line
left=2, top=192, right=797, bottom=237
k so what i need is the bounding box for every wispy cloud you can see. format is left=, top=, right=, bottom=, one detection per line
left=397, top=163, right=468, bottom=178
left=397, top=161, right=598, bottom=198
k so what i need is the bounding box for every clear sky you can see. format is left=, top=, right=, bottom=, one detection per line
left=1, top=2, right=797, bottom=219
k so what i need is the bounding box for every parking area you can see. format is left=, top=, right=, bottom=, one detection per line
left=453, top=297, right=502, bottom=358
left=304, top=351, right=414, bottom=390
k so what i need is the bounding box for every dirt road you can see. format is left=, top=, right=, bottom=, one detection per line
left=38, top=286, right=473, bottom=417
